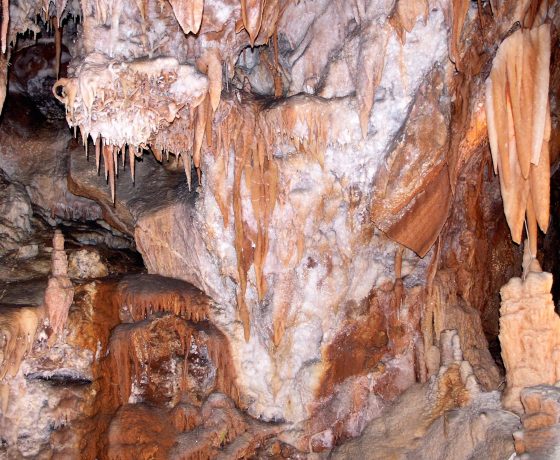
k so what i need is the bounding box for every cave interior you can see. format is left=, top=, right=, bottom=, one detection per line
left=0, top=0, right=560, bottom=458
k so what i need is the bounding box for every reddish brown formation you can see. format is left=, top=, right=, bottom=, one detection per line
left=44, top=229, right=74, bottom=337
left=318, top=282, right=421, bottom=400
left=115, top=274, right=210, bottom=323
left=106, top=315, right=239, bottom=406
left=57, top=275, right=245, bottom=459
left=371, top=71, right=451, bottom=257
left=107, top=394, right=277, bottom=460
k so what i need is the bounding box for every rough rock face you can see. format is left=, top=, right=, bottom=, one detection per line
left=332, top=329, right=519, bottom=459
left=68, top=248, right=109, bottom=279
left=0, top=169, right=33, bottom=257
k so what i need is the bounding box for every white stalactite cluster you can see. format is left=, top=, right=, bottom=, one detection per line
left=53, top=55, right=209, bottom=199
left=485, top=22, right=551, bottom=254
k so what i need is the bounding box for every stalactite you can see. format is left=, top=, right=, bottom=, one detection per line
left=530, top=103, right=551, bottom=233
left=393, top=247, right=404, bottom=312
left=115, top=274, right=210, bottom=323
left=241, top=0, right=266, bottom=46
left=449, top=0, right=469, bottom=70
left=129, top=145, right=135, bottom=183
left=0, top=307, right=44, bottom=381
left=55, top=0, right=68, bottom=26
left=196, top=49, right=222, bottom=113
left=357, top=26, right=389, bottom=138
left=389, top=0, right=429, bottom=44
left=106, top=315, right=240, bottom=407
left=0, top=52, right=7, bottom=113
left=272, top=32, right=283, bottom=97
left=485, top=22, right=551, bottom=247
left=169, top=0, right=203, bottom=35
left=1, top=0, right=8, bottom=53
left=183, top=152, right=192, bottom=191
left=54, top=21, right=62, bottom=79
left=133, top=0, right=148, bottom=48
left=233, top=122, right=253, bottom=341
left=95, top=135, right=101, bottom=173
left=102, top=144, right=116, bottom=202
left=193, top=96, right=209, bottom=169
left=54, top=52, right=334, bottom=341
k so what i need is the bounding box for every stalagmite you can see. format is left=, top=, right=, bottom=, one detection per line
left=514, top=386, right=560, bottom=458
left=44, top=230, right=74, bottom=337
left=499, top=244, right=560, bottom=413
left=169, top=0, right=203, bottom=35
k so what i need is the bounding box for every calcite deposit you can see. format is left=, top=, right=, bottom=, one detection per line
left=0, top=0, right=558, bottom=457
left=499, top=247, right=560, bottom=414
left=44, top=229, right=74, bottom=336
left=514, top=385, right=560, bottom=458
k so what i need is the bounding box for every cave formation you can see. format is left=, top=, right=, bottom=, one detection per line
left=0, top=0, right=559, bottom=458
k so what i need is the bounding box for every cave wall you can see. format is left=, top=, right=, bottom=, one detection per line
left=0, top=0, right=559, bottom=451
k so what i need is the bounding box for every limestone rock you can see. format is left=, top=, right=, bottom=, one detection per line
left=0, top=170, right=33, bottom=257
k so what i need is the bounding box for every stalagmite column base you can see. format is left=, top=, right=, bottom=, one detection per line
left=514, top=385, right=560, bottom=459
left=499, top=251, right=560, bottom=413
left=44, top=229, right=74, bottom=338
